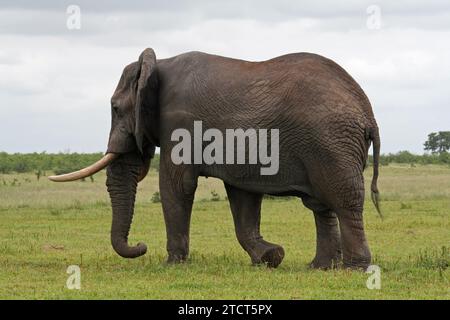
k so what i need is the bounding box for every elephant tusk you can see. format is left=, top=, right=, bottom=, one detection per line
left=48, top=153, right=118, bottom=182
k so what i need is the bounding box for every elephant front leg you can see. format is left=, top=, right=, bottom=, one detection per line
left=310, top=210, right=342, bottom=269
left=224, top=183, right=285, bottom=268
left=160, top=163, right=197, bottom=264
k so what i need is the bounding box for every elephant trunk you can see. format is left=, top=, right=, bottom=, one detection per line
left=106, top=157, right=147, bottom=258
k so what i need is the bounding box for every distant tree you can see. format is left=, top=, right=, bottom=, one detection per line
left=424, top=131, right=450, bottom=154
left=424, top=133, right=438, bottom=153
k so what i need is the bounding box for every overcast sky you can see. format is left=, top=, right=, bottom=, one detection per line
left=1, top=0, right=449, bottom=154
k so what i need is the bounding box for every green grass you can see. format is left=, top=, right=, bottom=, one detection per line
left=0, top=164, right=449, bottom=299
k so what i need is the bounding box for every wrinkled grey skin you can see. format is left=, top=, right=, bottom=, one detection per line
left=106, top=48, right=381, bottom=270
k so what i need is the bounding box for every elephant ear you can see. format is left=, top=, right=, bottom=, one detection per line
left=135, top=48, right=158, bottom=154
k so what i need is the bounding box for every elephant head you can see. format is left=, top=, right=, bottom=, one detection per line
left=49, top=48, right=159, bottom=258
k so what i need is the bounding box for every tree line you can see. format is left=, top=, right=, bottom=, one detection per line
left=0, top=152, right=160, bottom=175
left=0, top=150, right=448, bottom=175
left=0, top=131, right=448, bottom=174
left=368, top=151, right=450, bottom=166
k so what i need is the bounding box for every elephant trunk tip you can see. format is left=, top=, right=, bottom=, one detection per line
left=112, top=240, right=147, bottom=258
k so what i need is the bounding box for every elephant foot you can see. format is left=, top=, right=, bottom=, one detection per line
left=309, top=254, right=342, bottom=270
left=166, top=253, right=188, bottom=264
left=342, top=257, right=371, bottom=271
left=341, top=246, right=371, bottom=271
left=260, top=245, right=285, bottom=268
left=250, top=242, right=285, bottom=268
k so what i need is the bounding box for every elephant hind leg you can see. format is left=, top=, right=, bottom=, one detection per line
left=301, top=196, right=342, bottom=269
left=331, top=172, right=371, bottom=270
left=224, top=183, right=285, bottom=268
left=335, top=206, right=371, bottom=270
left=313, top=167, right=371, bottom=270
left=311, top=210, right=342, bottom=269
left=304, top=155, right=371, bottom=270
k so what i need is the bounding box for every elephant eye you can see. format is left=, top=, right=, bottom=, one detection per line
left=112, top=103, right=120, bottom=115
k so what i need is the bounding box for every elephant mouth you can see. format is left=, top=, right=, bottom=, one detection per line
left=48, top=153, right=119, bottom=182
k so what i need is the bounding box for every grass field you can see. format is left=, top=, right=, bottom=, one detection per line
left=0, top=164, right=449, bottom=299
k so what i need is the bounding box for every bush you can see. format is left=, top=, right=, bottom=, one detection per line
left=400, top=202, right=412, bottom=210
left=210, top=190, right=220, bottom=201
left=151, top=191, right=161, bottom=203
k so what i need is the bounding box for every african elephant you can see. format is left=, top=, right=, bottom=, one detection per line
left=50, top=48, right=381, bottom=270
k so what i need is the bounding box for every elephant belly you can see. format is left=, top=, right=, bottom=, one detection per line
left=200, top=162, right=313, bottom=197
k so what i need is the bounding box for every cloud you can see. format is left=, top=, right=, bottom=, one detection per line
left=0, top=1, right=449, bottom=153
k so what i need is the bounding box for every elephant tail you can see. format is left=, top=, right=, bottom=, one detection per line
left=369, top=127, right=383, bottom=219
